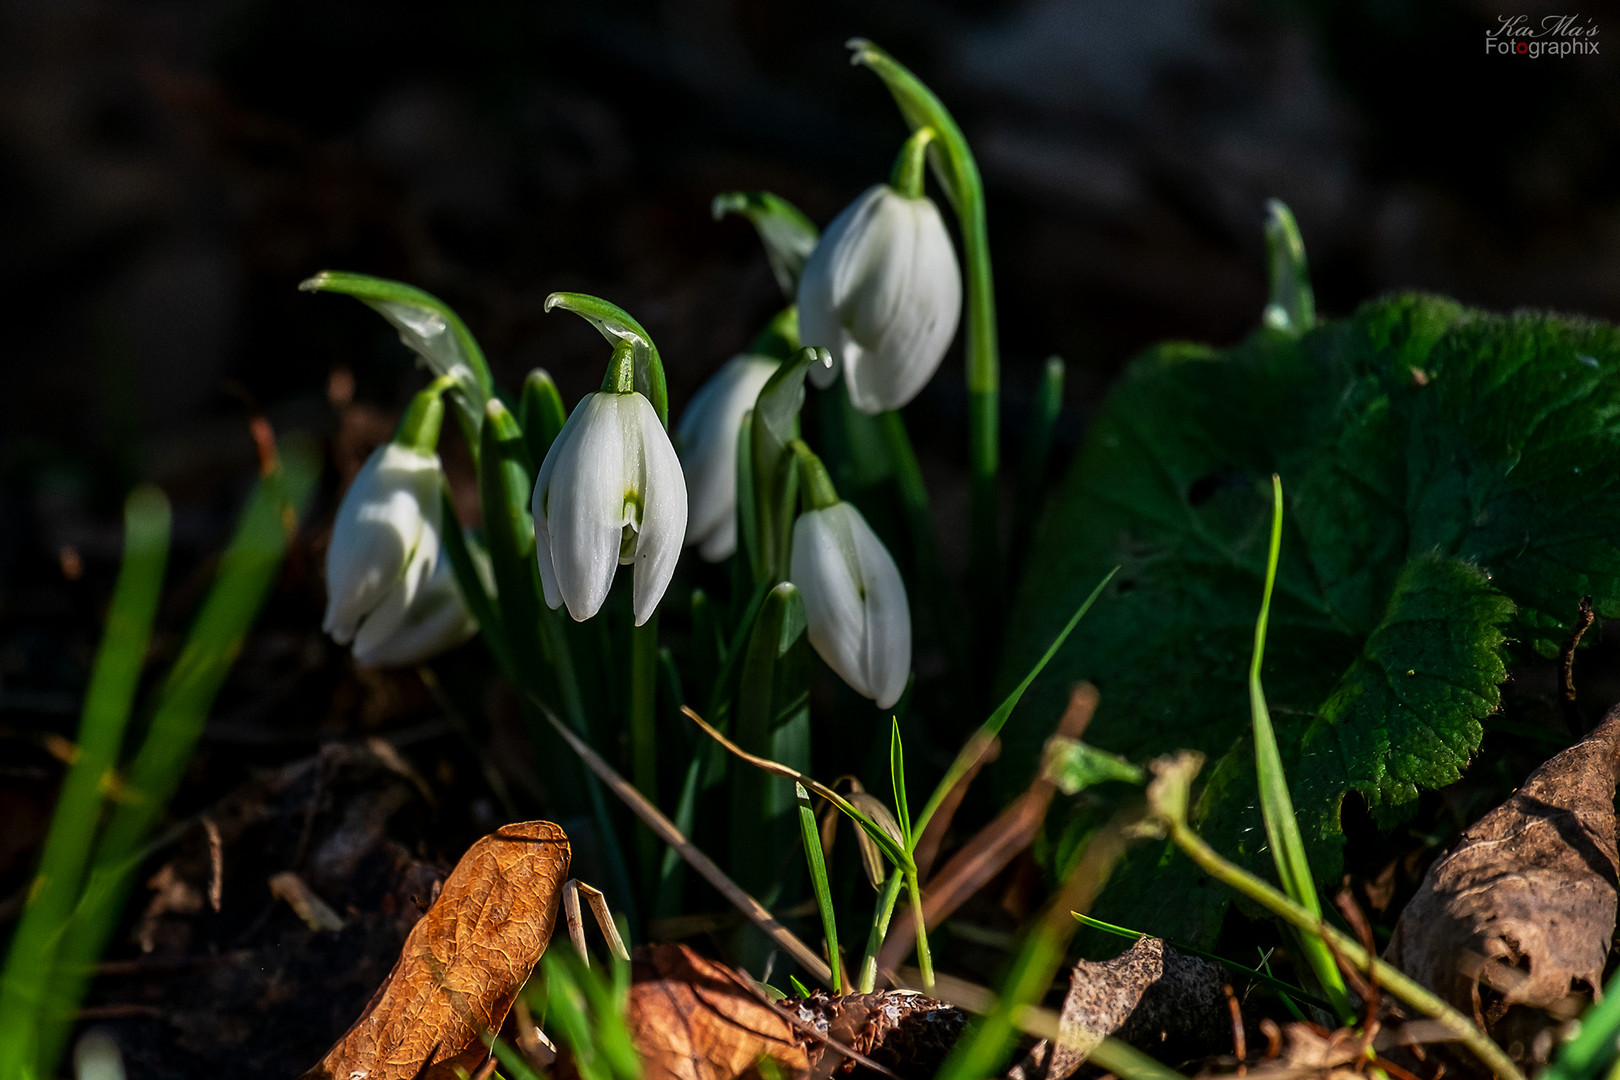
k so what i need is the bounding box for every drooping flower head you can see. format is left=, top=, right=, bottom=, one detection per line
left=533, top=293, right=687, bottom=626
left=797, top=183, right=961, bottom=414
left=676, top=354, right=778, bottom=562
left=350, top=547, right=478, bottom=668
left=787, top=445, right=911, bottom=709
left=323, top=383, right=447, bottom=651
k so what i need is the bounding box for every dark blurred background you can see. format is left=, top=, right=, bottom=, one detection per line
left=5, top=0, right=1620, bottom=525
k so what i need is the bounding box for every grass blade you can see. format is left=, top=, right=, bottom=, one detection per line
left=795, top=783, right=842, bottom=992
left=0, top=486, right=171, bottom=1077
left=36, top=441, right=318, bottom=1074
left=889, top=718, right=912, bottom=848
left=912, top=566, right=1118, bottom=842
left=1250, top=475, right=1353, bottom=1023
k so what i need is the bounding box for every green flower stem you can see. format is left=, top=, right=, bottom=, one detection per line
left=545, top=292, right=668, bottom=426
left=878, top=410, right=968, bottom=675
left=394, top=373, right=457, bottom=454
left=858, top=868, right=906, bottom=993
left=850, top=40, right=1000, bottom=645
left=791, top=440, right=840, bottom=512
left=630, top=613, right=660, bottom=890
left=1165, top=818, right=1526, bottom=1080
left=890, top=126, right=937, bottom=200
left=903, top=867, right=934, bottom=989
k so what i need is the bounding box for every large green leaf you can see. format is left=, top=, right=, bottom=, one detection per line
left=1003, top=294, right=1620, bottom=943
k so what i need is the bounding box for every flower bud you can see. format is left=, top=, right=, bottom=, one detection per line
left=350, top=548, right=477, bottom=668
left=790, top=501, right=912, bottom=709
left=532, top=390, right=688, bottom=625
left=322, top=441, right=443, bottom=649
left=797, top=184, right=961, bottom=414
left=676, top=355, right=778, bottom=562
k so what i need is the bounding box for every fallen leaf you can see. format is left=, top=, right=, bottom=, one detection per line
left=1384, top=704, right=1620, bottom=1058
left=1005, top=935, right=1227, bottom=1080
left=782, top=989, right=966, bottom=1079
left=297, top=820, right=570, bottom=1080
left=604, top=943, right=808, bottom=1080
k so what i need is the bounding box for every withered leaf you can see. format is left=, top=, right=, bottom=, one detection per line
left=1005, top=936, right=1227, bottom=1080
left=298, top=820, right=570, bottom=1080
left=1385, top=704, right=1620, bottom=1052
left=603, top=943, right=808, bottom=1080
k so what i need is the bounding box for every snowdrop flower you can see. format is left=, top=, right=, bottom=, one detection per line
left=323, top=390, right=447, bottom=651
left=790, top=480, right=911, bottom=710
left=351, top=548, right=478, bottom=668
left=676, top=354, right=777, bottom=562
left=797, top=183, right=961, bottom=414
left=532, top=390, right=687, bottom=625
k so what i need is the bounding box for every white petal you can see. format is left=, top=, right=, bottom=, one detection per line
left=322, top=442, right=442, bottom=644
left=676, top=356, right=775, bottom=560
left=844, top=508, right=912, bottom=709
left=844, top=194, right=961, bottom=413
left=351, top=550, right=477, bottom=668
left=792, top=508, right=873, bottom=699
left=798, top=186, right=890, bottom=389
left=790, top=503, right=911, bottom=709
left=540, top=393, right=626, bottom=621
left=628, top=393, right=688, bottom=625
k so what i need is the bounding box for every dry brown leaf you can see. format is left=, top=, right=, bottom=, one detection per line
left=605, top=943, right=809, bottom=1080
left=1003, top=935, right=1227, bottom=1080
left=1385, top=704, right=1620, bottom=1059
left=297, top=820, right=570, bottom=1080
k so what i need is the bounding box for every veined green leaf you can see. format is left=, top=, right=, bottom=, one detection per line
left=1005, top=294, right=1616, bottom=943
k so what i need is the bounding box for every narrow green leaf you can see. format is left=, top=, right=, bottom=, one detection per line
left=478, top=400, right=546, bottom=689
left=795, top=782, right=841, bottom=992
left=712, top=192, right=819, bottom=299
left=912, top=567, right=1118, bottom=841
left=519, top=368, right=568, bottom=466
left=1250, top=476, right=1353, bottom=1022
left=0, top=486, right=171, bottom=1077
left=730, top=583, right=812, bottom=948
left=1542, top=966, right=1620, bottom=1080
left=36, top=441, right=318, bottom=1075
left=788, top=975, right=812, bottom=998
left=437, top=488, right=511, bottom=676
left=750, top=348, right=831, bottom=582
left=300, top=270, right=494, bottom=436
left=889, top=718, right=912, bottom=849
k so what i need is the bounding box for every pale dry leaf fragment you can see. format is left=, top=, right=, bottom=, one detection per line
left=269, top=871, right=345, bottom=932
left=297, top=820, right=571, bottom=1080
left=1384, top=704, right=1620, bottom=1060
left=1005, top=936, right=1227, bottom=1080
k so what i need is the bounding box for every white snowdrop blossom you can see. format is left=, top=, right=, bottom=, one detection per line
left=351, top=548, right=478, bottom=668
left=323, top=442, right=443, bottom=650
left=790, top=501, right=912, bottom=709
left=797, top=184, right=962, bottom=414
left=676, top=354, right=778, bottom=562
left=532, top=390, right=687, bottom=625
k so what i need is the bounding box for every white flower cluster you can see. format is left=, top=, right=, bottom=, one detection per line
left=321, top=165, right=959, bottom=713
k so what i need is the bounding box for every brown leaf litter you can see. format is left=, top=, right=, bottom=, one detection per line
left=1384, top=702, right=1620, bottom=1065
left=298, top=820, right=570, bottom=1080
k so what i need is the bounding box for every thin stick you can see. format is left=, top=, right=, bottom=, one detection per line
left=539, top=705, right=833, bottom=985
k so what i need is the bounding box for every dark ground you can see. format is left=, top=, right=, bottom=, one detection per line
left=2, top=0, right=1619, bottom=1075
